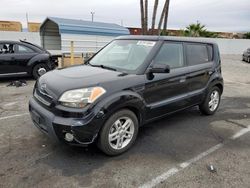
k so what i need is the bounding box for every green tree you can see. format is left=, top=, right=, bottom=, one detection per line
left=243, top=32, right=250, bottom=39
left=182, top=21, right=218, bottom=38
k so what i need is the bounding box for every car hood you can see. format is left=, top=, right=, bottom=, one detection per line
left=37, top=65, right=132, bottom=98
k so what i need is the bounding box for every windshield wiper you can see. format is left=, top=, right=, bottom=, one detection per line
left=88, top=63, right=117, bottom=71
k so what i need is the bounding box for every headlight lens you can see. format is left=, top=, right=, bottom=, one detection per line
left=59, top=87, right=106, bottom=108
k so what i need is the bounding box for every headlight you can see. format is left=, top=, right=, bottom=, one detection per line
left=59, top=87, right=106, bottom=108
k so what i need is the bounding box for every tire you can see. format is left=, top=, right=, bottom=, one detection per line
left=32, top=63, right=49, bottom=79
left=199, top=86, right=221, bottom=115
left=97, top=109, right=139, bottom=156
left=248, top=57, right=250, bottom=63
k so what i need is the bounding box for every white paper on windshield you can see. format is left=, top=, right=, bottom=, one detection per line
left=137, top=41, right=156, bottom=47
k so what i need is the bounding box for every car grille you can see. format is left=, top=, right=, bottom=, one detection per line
left=34, top=88, right=53, bottom=106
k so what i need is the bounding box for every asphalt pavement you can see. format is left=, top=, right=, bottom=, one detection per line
left=0, top=55, right=249, bottom=188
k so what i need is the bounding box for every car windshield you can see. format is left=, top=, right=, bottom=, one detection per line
left=89, top=40, right=156, bottom=73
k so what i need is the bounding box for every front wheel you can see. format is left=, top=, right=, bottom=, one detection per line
left=32, top=63, right=49, bottom=79
left=97, top=109, right=139, bottom=156
left=199, top=86, right=221, bottom=115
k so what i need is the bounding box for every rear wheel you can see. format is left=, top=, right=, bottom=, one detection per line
left=248, top=57, right=250, bottom=63
left=32, top=63, right=49, bottom=79
left=199, top=86, right=221, bottom=115
left=97, top=109, right=139, bottom=156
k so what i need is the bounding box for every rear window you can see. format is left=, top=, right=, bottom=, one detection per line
left=186, top=44, right=210, bottom=66
left=207, top=45, right=213, bottom=60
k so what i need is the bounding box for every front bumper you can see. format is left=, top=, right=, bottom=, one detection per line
left=29, top=97, right=103, bottom=146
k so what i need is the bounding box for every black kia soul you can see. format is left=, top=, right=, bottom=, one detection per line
left=29, top=36, right=223, bottom=155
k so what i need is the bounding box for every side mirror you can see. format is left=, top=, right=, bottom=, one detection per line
left=149, top=64, right=170, bottom=74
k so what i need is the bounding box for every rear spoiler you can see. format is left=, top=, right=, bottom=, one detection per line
left=19, top=40, right=46, bottom=51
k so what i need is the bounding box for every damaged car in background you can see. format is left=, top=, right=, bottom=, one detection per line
left=0, top=40, right=56, bottom=79
left=242, top=48, right=250, bottom=63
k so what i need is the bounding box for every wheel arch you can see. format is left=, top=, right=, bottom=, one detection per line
left=214, top=83, right=223, bottom=94
left=96, top=91, right=147, bottom=127
left=27, top=54, right=50, bottom=73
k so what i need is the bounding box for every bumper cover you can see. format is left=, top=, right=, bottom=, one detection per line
left=29, top=97, right=103, bottom=145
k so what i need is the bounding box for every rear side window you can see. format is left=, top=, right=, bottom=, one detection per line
left=207, top=45, right=213, bottom=60
left=154, top=42, right=184, bottom=69
left=17, top=45, right=35, bottom=53
left=186, top=44, right=209, bottom=66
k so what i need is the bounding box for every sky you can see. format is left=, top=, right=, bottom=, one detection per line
left=0, top=0, right=250, bottom=32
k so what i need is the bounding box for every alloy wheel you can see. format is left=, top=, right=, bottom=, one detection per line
left=38, top=66, right=47, bottom=76
left=208, top=90, right=220, bottom=111
left=108, top=117, right=135, bottom=150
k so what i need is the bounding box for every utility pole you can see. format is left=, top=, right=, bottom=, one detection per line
left=26, top=12, right=29, bottom=30
left=91, top=12, right=95, bottom=22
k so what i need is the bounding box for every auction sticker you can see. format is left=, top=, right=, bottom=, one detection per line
left=137, top=41, right=156, bottom=47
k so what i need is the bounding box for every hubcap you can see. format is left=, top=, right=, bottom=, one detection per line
left=108, top=117, right=135, bottom=150
left=38, top=67, right=47, bottom=76
left=209, top=90, right=220, bottom=111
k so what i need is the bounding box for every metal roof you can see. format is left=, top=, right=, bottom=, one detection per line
left=41, top=17, right=129, bottom=36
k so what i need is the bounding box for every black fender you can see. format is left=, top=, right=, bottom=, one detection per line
left=27, top=54, right=51, bottom=74
left=202, top=67, right=224, bottom=102
left=93, top=90, right=148, bottom=127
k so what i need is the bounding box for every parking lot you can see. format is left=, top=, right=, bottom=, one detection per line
left=0, top=55, right=250, bottom=188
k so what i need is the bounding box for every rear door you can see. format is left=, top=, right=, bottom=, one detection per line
left=13, top=44, right=38, bottom=72
left=143, top=41, right=190, bottom=120
left=184, top=43, right=214, bottom=104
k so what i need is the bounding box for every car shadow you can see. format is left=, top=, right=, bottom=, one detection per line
left=37, top=95, right=250, bottom=177
left=0, top=76, right=34, bottom=84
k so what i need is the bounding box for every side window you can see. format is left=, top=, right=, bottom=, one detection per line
left=17, top=45, right=34, bottom=53
left=0, top=43, right=15, bottom=54
left=154, top=42, right=184, bottom=69
left=207, top=45, right=213, bottom=61
left=186, top=44, right=209, bottom=66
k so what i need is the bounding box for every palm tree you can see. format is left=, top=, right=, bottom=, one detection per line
left=144, top=0, right=148, bottom=34
left=162, top=0, right=170, bottom=34
left=151, top=0, right=159, bottom=35
left=140, top=0, right=145, bottom=34
left=158, top=0, right=170, bottom=35
left=183, top=21, right=218, bottom=38
left=184, top=22, right=206, bottom=37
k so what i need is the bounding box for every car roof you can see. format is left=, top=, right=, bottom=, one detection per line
left=0, top=40, right=25, bottom=44
left=0, top=40, right=45, bottom=52
left=116, top=35, right=217, bottom=45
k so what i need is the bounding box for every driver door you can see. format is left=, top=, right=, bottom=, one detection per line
left=143, top=42, right=190, bottom=120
